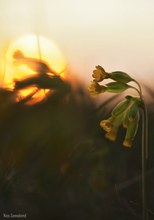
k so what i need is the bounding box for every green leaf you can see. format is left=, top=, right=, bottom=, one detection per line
left=106, top=82, right=130, bottom=93
left=110, top=71, right=133, bottom=83
left=112, top=100, right=130, bottom=117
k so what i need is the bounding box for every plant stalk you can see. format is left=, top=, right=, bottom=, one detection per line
left=142, top=102, right=148, bottom=220
left=133, top=79, right=148, bottom=220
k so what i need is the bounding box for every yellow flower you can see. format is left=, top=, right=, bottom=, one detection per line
left=105, top=128, right=118, bottom=141
left=123, top=139, right=132, bottom=148
left=100, top=111, right=126, bottom=142
left=100, top=117, right=113, bottom=132
left=100, top=117, right=119, bottom=141
left=92, top=65, right=109, bottom=82
left=122, top=112, right=140, bottom=148
left=88, top=81, right=106, bottom=97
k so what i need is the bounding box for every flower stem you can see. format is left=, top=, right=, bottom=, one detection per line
left=129, top=85, right=142, bottom=99
left=141, top=101, right=148, bottom=220
left=132, top=79, right=148, bottom=220
left=133, top=80, right=143, bottom=96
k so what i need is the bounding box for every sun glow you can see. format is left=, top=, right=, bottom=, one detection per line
left=2, top=35, right=67, bottom=103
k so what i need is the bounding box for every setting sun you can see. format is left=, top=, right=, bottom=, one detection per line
left=2, top=35, right=67, bottom=103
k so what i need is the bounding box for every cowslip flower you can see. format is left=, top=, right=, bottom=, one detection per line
left=89, top=66, right=131, bottom=98
left=92, top=65, right=109, bottom=82
left=92, top=65, right=133, bottom=83
left=88, top=81, right=106, bottom=97
left=123, top=112, right=140, bottom=147
left=100, top=117, right=113, bottom=132
left=105, top=127, right=118, bottom=141
left=89, top=65, right=142, bottom=148
left=100, top=96, right=141, bottom=147
left=100, top=113, right=124, bottom=142
left=122, top=98, right=141, bottom=147
left=89, top=65, right=148, bottom=220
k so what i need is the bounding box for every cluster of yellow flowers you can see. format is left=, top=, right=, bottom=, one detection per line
left=88, top=66, right=132, bottom=96
left=88, top=65, right=142, bottom=147
left=100, top=96, right=141, bottom=147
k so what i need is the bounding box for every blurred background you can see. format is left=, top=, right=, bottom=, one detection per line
left=0, top=0, right=154, bottom=86
left=0, top=0, right=154, bottom=220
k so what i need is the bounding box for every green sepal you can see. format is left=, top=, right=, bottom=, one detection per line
left=110, top=71, right=133, bottom=83
left=112, top=114, right=124, bottom=128
left=128, top=103, right=139, bottom=121
left=112, top=99, right=130, bottom=117
left=123, top=112, right=140, bottom=147
left=125, top=95, right=142, bottom=108
left=122, top=99, right=140, bottom=128
left=125, top=95, right=133, bottom=100
left=106, top=82, right=130, bottom=93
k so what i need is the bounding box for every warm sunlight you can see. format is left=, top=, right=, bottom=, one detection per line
left=2, top=35, right=67, bottom=103
left=5, top=34, right=67, bottom=85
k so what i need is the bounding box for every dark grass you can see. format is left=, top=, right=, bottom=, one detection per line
left=0, top=79, right=154, bottom=220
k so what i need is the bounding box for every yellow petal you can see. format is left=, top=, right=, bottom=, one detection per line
left=105, top=128, right=117, bottom=141
left=123, top=139, right=133, bottom=148
left=100, top=118, right=113, bottom=132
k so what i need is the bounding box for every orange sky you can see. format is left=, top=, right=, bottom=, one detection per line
left=0, top=0, right=154, bottom=91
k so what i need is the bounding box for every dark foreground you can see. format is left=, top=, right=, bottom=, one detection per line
left=0, top=80, right=154, bottom=220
